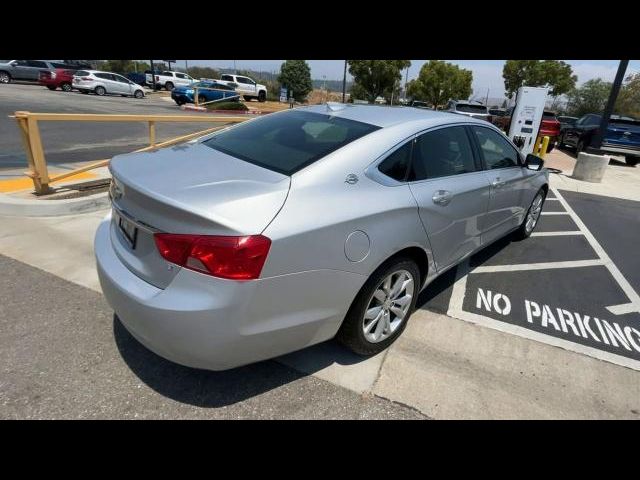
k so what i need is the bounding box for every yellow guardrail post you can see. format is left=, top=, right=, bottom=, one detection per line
left=538, top=135, right=550, bottom=159
left=149, top=121, right=156, bottom=146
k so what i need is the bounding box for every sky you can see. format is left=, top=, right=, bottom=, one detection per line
left=180, top=59, right=640, bottom=100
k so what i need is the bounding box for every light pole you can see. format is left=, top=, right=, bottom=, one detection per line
left=588, top=60, right=629, bottom=153
left=342, top=60, right=347, bottom=103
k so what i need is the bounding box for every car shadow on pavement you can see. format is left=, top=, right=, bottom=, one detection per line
left=113, top=315, right=368, bottom=407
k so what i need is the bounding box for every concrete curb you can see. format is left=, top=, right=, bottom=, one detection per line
left=0, top=191, right=110, bottom=217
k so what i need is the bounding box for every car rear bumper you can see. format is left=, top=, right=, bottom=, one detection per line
left=95, top=213, right=365, bottom=370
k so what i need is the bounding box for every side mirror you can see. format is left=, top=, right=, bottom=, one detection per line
left=525, top=153, right=544, bottom=171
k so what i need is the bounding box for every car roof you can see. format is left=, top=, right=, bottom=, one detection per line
left=298, top=104, right=489, bottom=128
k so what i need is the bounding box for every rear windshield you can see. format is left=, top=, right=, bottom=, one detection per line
left=543, top=111, right=557, bottom=119
left=202, top=110, right=380, bottom=175
left=456, top=104, right=488, bottom=114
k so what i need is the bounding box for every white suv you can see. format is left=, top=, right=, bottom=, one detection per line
left=219, top=74, right=267, bottom=102
left=72, top=70, right=145, bottom=98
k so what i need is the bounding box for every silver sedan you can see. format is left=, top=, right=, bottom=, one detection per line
left=95, top=104, right=548, bottom=370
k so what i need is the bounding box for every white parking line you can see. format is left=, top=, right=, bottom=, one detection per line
left=546, top=198, right=560, bottom=201
left=530, top=231, right=583, bottom=237
left=540, top=211, right=570, bottom=216
left=443, top=187, right=640, bottom=371
left=553, top=188, right=640, bottom=315
left=471, top=259, right=604, bottom=273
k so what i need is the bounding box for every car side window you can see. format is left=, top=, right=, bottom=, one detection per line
left=408, top=126, right=477, bottom=181
left=378, top=140, right=413, bottom=181
left=175, top=73, right=186, bottom=79
left=472, top=126, right=519, bottom=169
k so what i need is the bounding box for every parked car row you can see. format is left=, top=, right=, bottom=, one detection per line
left=558, top=114, right=640, bottom=166
left=0, top=60, right=89, bottom=84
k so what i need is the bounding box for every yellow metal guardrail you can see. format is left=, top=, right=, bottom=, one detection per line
left=12, top=111, right=249, bottom=195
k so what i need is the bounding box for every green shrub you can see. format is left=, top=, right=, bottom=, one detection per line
left=205, top=101, right=249, bottom=111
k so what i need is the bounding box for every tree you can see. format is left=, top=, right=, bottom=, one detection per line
left=615, top=73, right=640, bottom=118
left=278, top=60, right=313, bottom=102
left=347, top=60, right=411, bottom=104
left=187, top=66, right=220, bottom=80
left=565, top=79, right=612, bottom=117
left=503, top=60, right=577, bottom=98
left=407, top=60, right=472, bottom=109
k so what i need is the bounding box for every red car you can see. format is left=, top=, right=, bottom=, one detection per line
left=39, top=68, right=75, bottom=92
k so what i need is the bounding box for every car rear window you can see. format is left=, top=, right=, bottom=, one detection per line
left=202, top=110, right=380, bottom=175
left=543, top=111, right=557, bottom=120
left=456, top=104, right=488, bottom=114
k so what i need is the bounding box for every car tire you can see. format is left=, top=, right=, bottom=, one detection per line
left=258, top=90, right=266, bottom=102
left=243, top=96, right=253, bottom=102
left=515, top=188, right=546, bottom=240
left=134, top=90, right=144, bottom=99
left=546, top=142, right=555, bottom=153
left=174, top=99, right=184, bottom=106
left=576, top=139, right=585, bottom=155
left=46, top=85, right=57, bottom=91
left=197, top=95, right=207, bottom=105
left=558, top=133, right=565, bottom=148
left=625, top=156, right=639, bottom=167
left=61, top=83, right=72, bottom=92
left=0, top=71, right=11, bottom=84
left=165, top=82, right=174, bottom=91
left=336, top=257, right=420, bottom=356
left=95, top=86, right=106, bottom=96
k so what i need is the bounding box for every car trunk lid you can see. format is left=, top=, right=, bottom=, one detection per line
left=108, top=142, right=291, bottom=288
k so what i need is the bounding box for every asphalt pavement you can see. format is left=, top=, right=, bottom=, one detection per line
left=0, top=83, right=229, bottom=172
left=0, top=254, right=426, bottom=419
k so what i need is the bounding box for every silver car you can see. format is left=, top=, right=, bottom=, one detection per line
left=73, top=70, right=145, bottom=98
left=95, top=104, right=548, bottom=370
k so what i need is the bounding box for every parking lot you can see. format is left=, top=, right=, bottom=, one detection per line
left=1, top=81, right=640, bottom=418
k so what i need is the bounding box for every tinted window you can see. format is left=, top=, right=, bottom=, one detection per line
left=409, top=126, right=476, bottom=181
left=378, top=141, right=412, bottom=181
left=27, top=61, right=48, bottom=68
left=221, top=74, right=234, bottom=81
left=543, top=111, right=557, bottom=120
left=203, top=111, right=380, bottom=175
left=456, top=104, right=488, bottom=114
left=114, top=74, right=129, bottom=83
left=95, top=73, right=114, bottom=80
left=75, top=70, right=90, bottom=76
left=472, top=126, right=519, bottom=169
left=175, top=73, right=186, bottom=79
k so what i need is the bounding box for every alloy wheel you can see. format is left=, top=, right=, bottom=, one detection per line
left=362, top=269, right=414, bottom=343
left=525, top=192, right=544, bottom=234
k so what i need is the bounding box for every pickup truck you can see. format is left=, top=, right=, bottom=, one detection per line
left=218, top=74, right=267, bottom=102
left=559, top=113, right=640, bottom=166
left=145, top=70, right=195, bottom=91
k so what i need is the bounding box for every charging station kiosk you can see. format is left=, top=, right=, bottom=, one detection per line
left=508, top=86, right=549, bottom=155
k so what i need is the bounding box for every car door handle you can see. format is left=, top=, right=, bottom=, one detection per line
left=432, top=190, right=453, bottom=206
left=492, top=178, right=506, bottom=188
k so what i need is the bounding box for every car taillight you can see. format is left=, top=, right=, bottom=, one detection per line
left=154, top=233, right=271, bottom=280
left=81, top=76, right=92, bottom=81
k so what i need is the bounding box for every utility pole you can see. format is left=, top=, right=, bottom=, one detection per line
left=342, top=60, right=347, bottom=103
left=150, top=60, right=156, bottom=91
left=485, top=88, right=490, bottom=106
left=234, top=60, right=237, bottom=74
left=404, top=66, right=409, bottom=101
left=589, top=60, right=629, bottom=152
left=185, top=60, right=189, bottom=76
